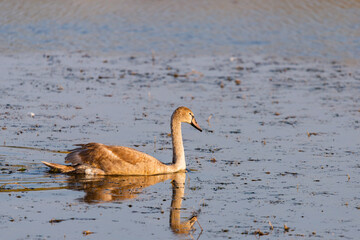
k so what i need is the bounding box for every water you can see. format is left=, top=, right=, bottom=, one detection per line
left=0, top=0, right=360, bottom=62
left=1, top=53, right=359, bottom=239
left=1, top=1, right=360, bottom=239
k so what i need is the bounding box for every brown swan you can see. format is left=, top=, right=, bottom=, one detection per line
left=42, top=106, right=202, bottom=175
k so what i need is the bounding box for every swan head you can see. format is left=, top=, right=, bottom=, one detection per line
left=173, top=106, right=202, bottom=132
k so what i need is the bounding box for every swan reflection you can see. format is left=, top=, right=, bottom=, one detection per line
left=67, top=173, right=202, bottom=235
left=170, top=173, right=201, bottom=234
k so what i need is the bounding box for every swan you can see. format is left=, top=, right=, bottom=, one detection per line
left=42, top=106, right=202, bottom=175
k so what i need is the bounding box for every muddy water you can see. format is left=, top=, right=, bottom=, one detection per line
left=1, top=0, right=360, bottom=62
left=0, top=53, right=359, bottom=239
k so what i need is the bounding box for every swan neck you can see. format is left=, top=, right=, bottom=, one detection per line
left=171, top=116, right=185, bottom=170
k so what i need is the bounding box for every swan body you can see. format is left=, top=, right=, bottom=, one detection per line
left=42, top=106, right=202, bottom=175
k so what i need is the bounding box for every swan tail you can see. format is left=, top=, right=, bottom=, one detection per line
left=42, top=161, right=75, bottom=173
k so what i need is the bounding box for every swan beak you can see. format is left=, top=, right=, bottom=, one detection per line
left=191, top=118, right=202, bottom=132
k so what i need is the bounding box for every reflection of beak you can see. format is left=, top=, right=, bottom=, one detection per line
left=191, top=118, right=202, bottom=132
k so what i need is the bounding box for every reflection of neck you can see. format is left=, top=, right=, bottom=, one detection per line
left=170, top=173, right=196, bottom=234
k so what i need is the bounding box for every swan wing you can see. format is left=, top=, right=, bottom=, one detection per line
left=65, top=143, right=159, bottom=167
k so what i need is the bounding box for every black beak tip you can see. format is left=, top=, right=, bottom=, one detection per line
left=191, top=122, right=203, bottom=132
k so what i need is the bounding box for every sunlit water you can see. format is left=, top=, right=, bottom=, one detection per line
left=0, top=0, right=360, bottom=62
left=1, top=1, right=360, bottom=239
left=0, top=53, right=359, bottom=239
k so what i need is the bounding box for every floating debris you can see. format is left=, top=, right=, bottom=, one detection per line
left=82, top=230, right=94, bottom=236
left=0, top=145, right=70, bottom=154
left=278, top=171, right=299, bottom=177
left=284, top=224, right=290, bottom=232
left=254, top=229, right=269, bottom=236
left=251, top=179, right=262, bottom=181
left=49, top=218, right=64, bottom=224
left=269, top=221, right=274, bottom=230
left=307, top=131, right=320, bottom=137
left=207, top=114, right=212, bottom=125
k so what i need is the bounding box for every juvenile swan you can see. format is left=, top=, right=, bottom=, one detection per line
left=42, top=107, right=202, bottom=175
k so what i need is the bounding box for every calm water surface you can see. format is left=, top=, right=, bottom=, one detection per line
left=0, top=53, right=359, bottom=239
left=0, top=0, right=360, bottom=62
left=0, top=1, right=360, bottom=239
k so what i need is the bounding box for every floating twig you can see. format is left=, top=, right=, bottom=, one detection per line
left=207, top=114, right=212, bottom=126
left=83, top=230, right=94, bottom=236
left=0, top=145, right=69, bottom=154
left=284, top=224, right=290, bottom=232
left=268, top=221, right=274, bottom=231
left=307, top=131, right=319, bottom=137
left=254, top=229, right=269, bottom=236
left=0, top=182, right=27, bottom=190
